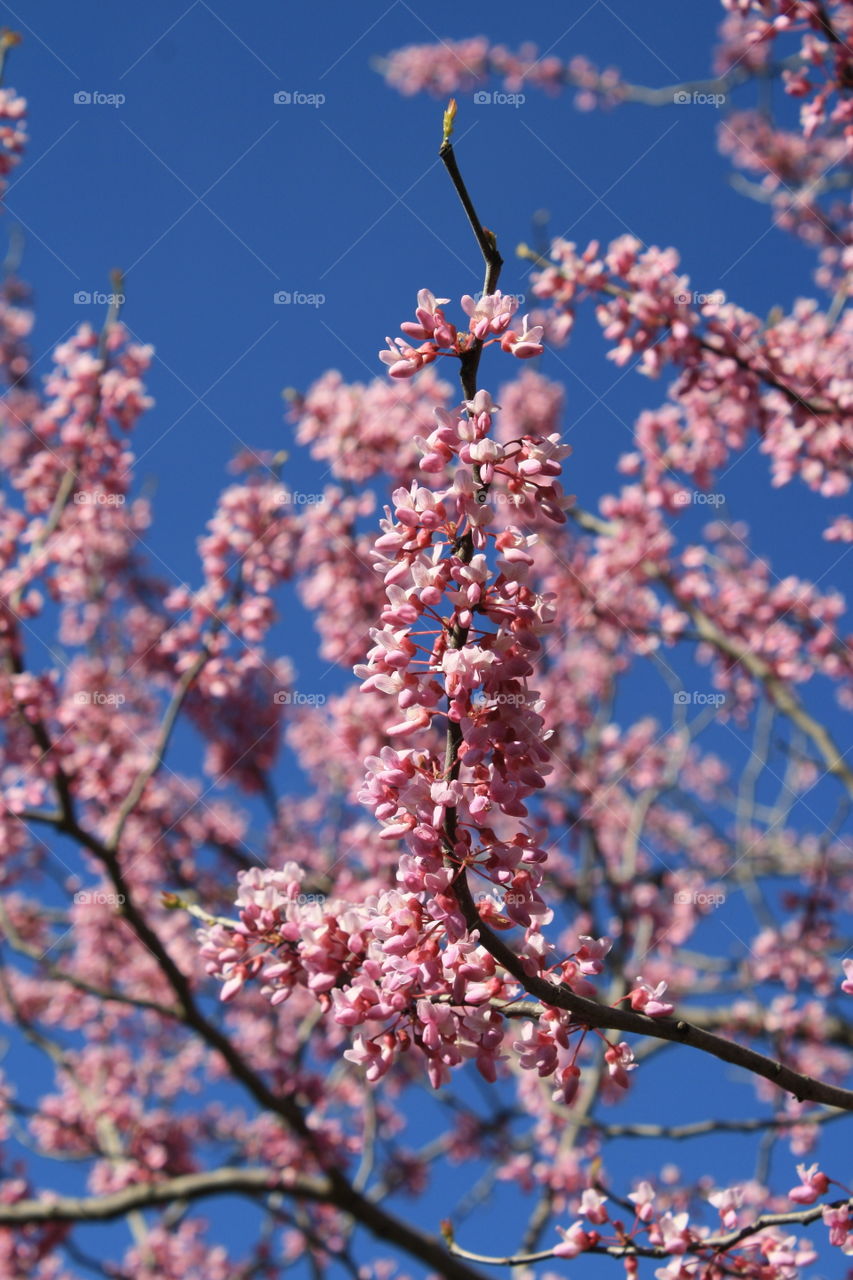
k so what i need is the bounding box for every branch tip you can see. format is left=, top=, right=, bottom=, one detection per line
left=442, top=97, right=457, bottom=145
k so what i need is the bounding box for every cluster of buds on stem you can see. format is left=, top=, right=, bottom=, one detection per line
left=379, top=288, right=544, bottom=378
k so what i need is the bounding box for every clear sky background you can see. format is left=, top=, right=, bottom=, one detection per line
left=0, top=2, right=849, bottom=1276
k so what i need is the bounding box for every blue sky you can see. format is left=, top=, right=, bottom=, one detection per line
left=1, top=1, right=837, bottom=606
left=1, top=2, right=850, bottom=1276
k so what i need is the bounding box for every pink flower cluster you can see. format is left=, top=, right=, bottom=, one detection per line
left=531, top=235, right=853, bottom=503
left=381, top=6, right=853, bottom=134
left=718, top=1, right=853, bottom=134
left=198, top=862, right=516, bottom=1089
left=353, top=390, right=612, bottom=1096
left=380, top=289, right=543, bottom=379
left=381, top=37, right=623, bottom=110
left=0, top=320, right=154, bottom=655
left=196, top=393, right=652, bottom=1102
left=289, top=366, right=453, bottom=484
left=545, top=1171, right=845, bottom=1274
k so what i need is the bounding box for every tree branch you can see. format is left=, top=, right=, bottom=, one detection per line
left=449, top=1197, right=853, bottom=1266
left=439, top=102, right=503, bottom=401
left=517, top=245, right=845, bottom=422
left=434, top=121, right=853, bottom=1117
left=0, top=1168, right=326, bottom=1223
left=452, top=873, right=853, bottom=1109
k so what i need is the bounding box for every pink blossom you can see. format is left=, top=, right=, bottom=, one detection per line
left=788, top=1161, right=830, bottom=1204
left=651, top=1211, right=693, bottom=1255
left=604, top=1041, right=636, bottom=1089
left=500, top=315, right=545, bottom=359
left=629, top=1180, right=656, bottom=1223
left=575, top=935, right=612, bottom=975
left=379, top=336, right=438, bottom=379
left=629, top=978, right=675, bottom=1018
left=400, top=288, right=454, bottom=344
left=708, top=1185, right=742, bottom=1229
left=822, top=1203, right=852, bottom=1250
left=579, top=1187, right=609, bottom=1224
left=553, top=1220, right=592, bottom=1258
left=461, top=290, right=519, bottom=339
